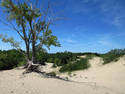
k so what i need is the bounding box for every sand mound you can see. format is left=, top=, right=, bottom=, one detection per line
left=63, top=56, right=125, bottom=94
left=89, top=57, right=103, bottom=68
left=0, top=56, right=125, bottom=94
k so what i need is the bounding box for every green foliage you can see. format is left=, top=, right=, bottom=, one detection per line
left=0, top=34, right=20, bottom=49
left=17, top=61, right=26, bottom=67
left=37, top=29, right=61, bottom=50
left=47, top=58, right=54, bottom=63
left=52, top=58, right=61, bottom=67
left=36, top=50, right=48, bottom=65
left=59, top=58, right=90, bottom=73
left=67, top=72, right=72, bottom=76
left=75, top=52, right=100, bottom=57
left=47, top=71, right=56, bottom=77
left=0, top=49, right=25, bottom=70
left=51, top=51, right=77, bottom=67
left=101, top=49, right=125, bottom=64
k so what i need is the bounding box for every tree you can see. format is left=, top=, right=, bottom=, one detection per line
left=0, top=0, right=60, bottom=71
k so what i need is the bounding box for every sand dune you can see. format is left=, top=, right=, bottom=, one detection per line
left=66, top=57, right=125, bottom=94
left=0, top=56, right=125, bottom=94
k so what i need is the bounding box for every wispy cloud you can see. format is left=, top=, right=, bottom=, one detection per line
left=97, top=33, right=124, bottom=49
left=99, top=0, right=125, bottom=27
left=65, top=0, right=125, bottom=28
left=111, top=16, right=123, bottom=26
left=98, top=40, right=113, bottom=47
left=64, top=39, right=77, bottom=44
left=59, top=38, right=77, bottom=44
left=64, top=0, right=94, bottom=14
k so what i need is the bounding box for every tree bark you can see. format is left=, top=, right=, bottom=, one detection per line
left=23, top=41, right=30, bottom=69
left=26, top=43, right=30, bottom=61
left=30, top=21, right=37, bottom=64
left=32, top=38, right=36, bottom=64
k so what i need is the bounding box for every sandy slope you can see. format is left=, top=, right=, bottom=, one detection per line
left=61, top=57, right=125, bottom=94
left=0, top=57, right=125, bottom=94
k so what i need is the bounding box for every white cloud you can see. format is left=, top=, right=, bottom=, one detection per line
left=59, top=38, right=77, bottom=44
left=65, top=39, right=76, bottom=43
left=98, top=40, right=111, bottom=46
left=63, top=39, right=77, bottom=44
left=111, top=16, right=122, bottom=26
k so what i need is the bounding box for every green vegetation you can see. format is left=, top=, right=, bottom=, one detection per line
left=47, top=71, right=56, bottom=77
left=36, top=49, right=48, bottom=65
left=59, top=58, right=90, bottom=73
left=0, top=49, right=125, bottom=71
left=0, top=49, right=25, bottom=70
left=49, top=51, right=77, bottom=67
left=75, top=52, right=101, bottom=57
left=100, top=49, right=125, bottom=64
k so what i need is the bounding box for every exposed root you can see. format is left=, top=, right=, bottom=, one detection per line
left=22, top=64, right=70, bottom=81
left=22, top=63, right=96, bottom=85
left=23, top=64, right=40, bottom=74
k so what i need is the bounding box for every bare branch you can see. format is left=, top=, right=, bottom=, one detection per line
left=0, top=18, right=24, bottom=40
left=9, top=22, right=24, bottom=40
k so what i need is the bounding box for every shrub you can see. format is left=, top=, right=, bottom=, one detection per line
left=47, top=71, right=56, bottom=77
left=52, top=58, right=61, bottom=67
left=59, top=58, right=90, bottom=72
left=78, top=52, right=101, bottom=57
left=0, top=49, right=25, bottom=70
left=101, top=49, right=125, bottom=64
left=17, top=61, right=26, bottom=67
left=50, top=51, right=77, bottom=67
left=36, top=49, right=49, bottom=65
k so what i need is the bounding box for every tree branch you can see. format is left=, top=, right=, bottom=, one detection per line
left=9, top=22, right=24, bottom=40
left=0, top=18, right=24, bottom=40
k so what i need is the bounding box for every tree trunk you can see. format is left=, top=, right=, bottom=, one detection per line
left=26, top=43, right=30, bottom=61
left=24, top=42, right=31, bottom=69
left=25, top=21, right=37, bottom=71
left=32, top=39, right=36, bottom=64
left=30, top=21, right=37, bottom=64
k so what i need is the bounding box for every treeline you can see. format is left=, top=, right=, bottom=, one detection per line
left=0, top=49, right=25, bottom=70
left=0, top=49, right=125, bottom=72
left=101, top=49, right=125, bottom=64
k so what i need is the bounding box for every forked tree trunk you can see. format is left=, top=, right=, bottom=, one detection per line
left=25, top=41, right=37, bottom=71
left=25, top=28, right=37, bottom=71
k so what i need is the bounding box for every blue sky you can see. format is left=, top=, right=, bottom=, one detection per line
left=0, top=0, right=125, bottom=53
